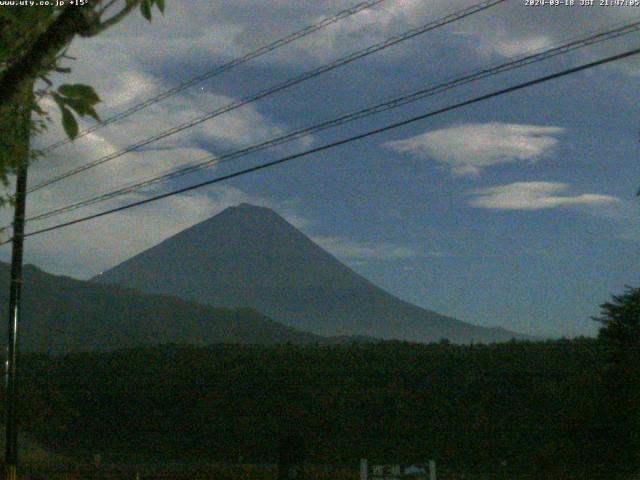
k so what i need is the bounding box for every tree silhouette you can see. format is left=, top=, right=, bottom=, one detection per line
left=592, top=286, right=640, bottom=472
left=594, top=286, right=640, bottom=346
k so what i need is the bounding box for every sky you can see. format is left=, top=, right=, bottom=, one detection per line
left=2, top=0, right=639, bottom=338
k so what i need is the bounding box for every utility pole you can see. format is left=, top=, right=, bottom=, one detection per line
left=4, top=83, right=32, bottom=480
left=5, top=161, right=27, bottom=480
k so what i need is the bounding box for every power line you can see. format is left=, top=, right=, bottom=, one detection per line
left=7, top=45, right=640, bottom=244
left=26, top=0, right=507, bottom=194
left=39, top=0, right=389, bottom=154
left=23, top=18, right=640, bottom=223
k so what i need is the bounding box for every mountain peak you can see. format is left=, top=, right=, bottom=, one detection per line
left=217, top=203, right=281, bottom=222
left=236, top=202, right=266, bottom=210
left=233, top=202, right=270, bottom=212
left=95, top=205, right=527, bottom=343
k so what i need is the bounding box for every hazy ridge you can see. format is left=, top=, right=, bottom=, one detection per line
left=95, top=203, right=527, bottom=343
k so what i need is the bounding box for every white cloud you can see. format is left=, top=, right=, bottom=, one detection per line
left=65, top=0, right=472, bottom=73
left=57, top=0, right=640, bottom=103
left=460, top=0, right=640, bottom=68
left=384, top=122, right=564, bottom=176
left=21, top=64, right=297, bottom=224
left=268, top=0, right=460, bottom=64
left=129, top=0, right=640, bottom=73
left=478, top=32, right=554, bottom=59
left=468, top=182, right=620, bottom=210
left=38, top=86, right=287, bottom=157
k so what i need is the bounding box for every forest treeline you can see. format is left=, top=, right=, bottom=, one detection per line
left=6, top=337, right=639, bottom=475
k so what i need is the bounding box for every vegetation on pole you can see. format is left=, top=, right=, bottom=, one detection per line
left=0, top=0, right=165, bottom=204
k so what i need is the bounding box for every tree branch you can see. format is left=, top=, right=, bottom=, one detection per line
left=85, top=0, right=142, bottom=36
left=98, top=0, right=120, bottom=16
left=0, top=2, right=100, bottom=114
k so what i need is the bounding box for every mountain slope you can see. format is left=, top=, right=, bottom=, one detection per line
left=0, top=262, right=328, bottom=353
left=95, top=203, right=524, bottom=343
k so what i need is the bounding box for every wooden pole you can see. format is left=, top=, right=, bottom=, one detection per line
left=4, top=80, right=32, bottom=480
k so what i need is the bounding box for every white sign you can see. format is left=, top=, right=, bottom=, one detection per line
left=371, top=464, right=401, bottom=480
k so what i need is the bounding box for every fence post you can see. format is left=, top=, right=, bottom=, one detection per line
left=429, top=460, right=436, bottom=480
left=360, top=458, right=367, bottom=480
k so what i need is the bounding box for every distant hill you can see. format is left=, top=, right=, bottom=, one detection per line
left=0, top=262, right=336, bottom=353
left=95, top=203, right=526, bottom=343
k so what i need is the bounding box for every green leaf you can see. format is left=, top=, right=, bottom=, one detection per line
left=64, top=98, right=100, bottom=122
left=52, top=91, right=100, bottom=122
left=61, top=107, right=78, bottom=140
left=155, top=0, right=165, bottom=13
left=140, top=0, right=152, bottom=21
left=82, top=104, right=100, bottom=122
left=57, top=84, right=100, bottom=104
left=62, top=97, right=87, bottom=113
left=31, top=103, right=46, bottom=116
left=51, top=92, right=64, bottom=110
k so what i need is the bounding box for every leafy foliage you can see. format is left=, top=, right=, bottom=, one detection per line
left=0, top=0, right=165, bottom=198
left=594, top=286, right=640, bottom=346
left=139, top=0, right=165, bottom=21
left=5, top=339, right=636, bottom=476
left=52, top=83, right=101, bottom=139
left=592, top=286, right=640, bottom=470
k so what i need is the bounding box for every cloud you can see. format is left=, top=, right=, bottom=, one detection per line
left=468, top=182, right=620, bottom=210
left=478, top=33, right=554, bottom=59
left=107, top=0, right=639, bottom=73
left=66, top=0, right=474, bottom=74
left=384, top=122, right=564, bottom=176
left=459, top=0, right=640, bottom=71
left=266, top=0, right=463, bottom=64
left=27, top=16, right=315, bottom=229
left=21, top=61, right=300, bottom=222
left=313, top=236, right=419, bottom=261
left=59, top=0, right=640, bottom=105
left=38, top=84, right=287, bottom=156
